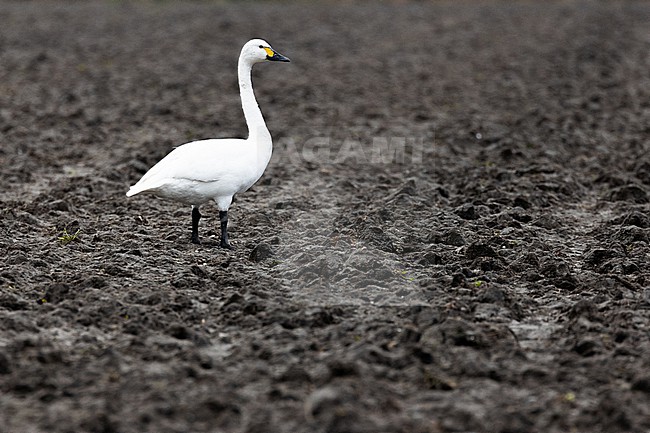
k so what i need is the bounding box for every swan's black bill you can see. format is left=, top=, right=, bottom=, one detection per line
left=267, top=51, right=290, bottom=62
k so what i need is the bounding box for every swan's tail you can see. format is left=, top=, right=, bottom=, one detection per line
left=126, top=184, right=144, bottom=197
left=126, top=177, right=164, bottom=197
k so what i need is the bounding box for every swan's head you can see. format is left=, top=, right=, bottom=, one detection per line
left=241, top=39, right=290, bottom=64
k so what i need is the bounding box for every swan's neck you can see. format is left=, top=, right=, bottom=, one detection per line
left=238, top=59, right=270, bottom=142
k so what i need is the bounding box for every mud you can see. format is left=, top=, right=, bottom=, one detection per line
left=1, top=1, right=650, bottom=432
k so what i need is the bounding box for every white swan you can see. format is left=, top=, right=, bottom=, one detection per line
left=126, top=39, right=290, bottom=249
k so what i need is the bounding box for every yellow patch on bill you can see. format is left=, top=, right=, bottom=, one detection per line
left=263, top=47, right=275, bottom=57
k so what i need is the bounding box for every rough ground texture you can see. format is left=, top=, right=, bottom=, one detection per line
left=1, top=1, right=650, bottom=432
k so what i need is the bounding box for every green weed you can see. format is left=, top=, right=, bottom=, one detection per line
left=58, top=228, right=80, bottom=245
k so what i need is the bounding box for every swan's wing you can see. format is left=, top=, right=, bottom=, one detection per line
left=127, top=138, right=251, bottom=195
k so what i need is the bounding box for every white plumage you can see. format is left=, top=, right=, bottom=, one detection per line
left=126, top=39, right=290, bottom=248
left=126, top=138, right=267, bottom=210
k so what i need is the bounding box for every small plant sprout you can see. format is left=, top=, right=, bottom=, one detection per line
left=58, top=228, right=80, bottom=245
left=474, top=280, right=483, bottom=288
left=394, top=269, right=415, bottom=282
left=563, top=392, right=576, bottom=403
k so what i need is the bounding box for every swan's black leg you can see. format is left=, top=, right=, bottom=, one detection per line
left=219, top=210, right=232, bottom=249
left=191, top=206, right=201, bottom=244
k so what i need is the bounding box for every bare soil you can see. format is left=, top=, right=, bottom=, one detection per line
left=1, top=1, right=650, bottom=432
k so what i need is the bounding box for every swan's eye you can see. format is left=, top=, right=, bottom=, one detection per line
left=259, top=45, right=264, bottom=48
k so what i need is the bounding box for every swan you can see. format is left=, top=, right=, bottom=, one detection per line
left=126, top=39, right=290, bottom=249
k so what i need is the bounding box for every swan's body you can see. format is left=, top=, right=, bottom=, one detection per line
left=126, top=39, right=290, bottom=248
left=126, top=137, right=271, bottom=211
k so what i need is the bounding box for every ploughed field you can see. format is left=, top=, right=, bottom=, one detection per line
left=1, top=1, right=650, bottom=432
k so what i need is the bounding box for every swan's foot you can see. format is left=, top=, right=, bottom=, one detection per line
left=219, top=210, right=231, bottom=250
left=191, top=206, right=201, bottom=245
